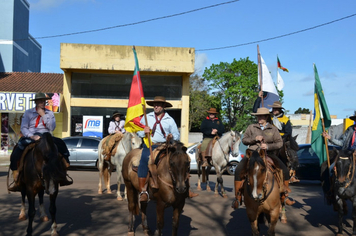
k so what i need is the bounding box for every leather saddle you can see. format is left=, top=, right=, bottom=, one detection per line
left=101, top=133, right=123, bottom=161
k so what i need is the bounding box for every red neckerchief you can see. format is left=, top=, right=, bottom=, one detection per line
left=352, top=126, right=356, bottom=147
left=35, top=108, right=46, bottom=128
left=206, top=116, right=218, bottom=120
left=152, top=112, right=166, bottom=138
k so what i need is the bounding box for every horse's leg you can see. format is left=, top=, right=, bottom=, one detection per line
left=280, top=200, right=287, bottom=224
left=352, top=197, right=356, bottom=236
left=116, top=165, right=123, bottom=201
left=156, top=200, right=165, bottom=236
left=250, top=219, right=260, bottom=236
left=126, top=182, right=138, bottom=235
left=197, top=162, right=202, bottom=191
left=49, top=187, right=59, bottom=236
left=26, top=190, right=36, bottom=236
left=336, top=196, right=344, bottom=236
left=19, top=188, right=27, bottom=221
left=98, top=156, right=103, bottom=194
left=103, top=162, right=112, bottom=194
left=268, top=205, right=280, bottom=236
left=171, top=203, right=184, bottom=236
left=206, top=166, right=211, bottom=192
left=140, top=201, right=150, bottom=236
left=38, top=189, right=49, bottom=222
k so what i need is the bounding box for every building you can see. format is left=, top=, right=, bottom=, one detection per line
left=0, top=0, right=41, bottom=72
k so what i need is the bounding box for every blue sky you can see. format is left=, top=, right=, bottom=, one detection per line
left=27, top=0, right=356, bottom=119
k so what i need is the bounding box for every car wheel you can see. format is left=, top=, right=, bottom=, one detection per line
left=227, top=161, right=239, bottom=175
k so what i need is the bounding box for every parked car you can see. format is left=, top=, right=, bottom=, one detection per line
left=187, top=140, right=247, bottom=176
left=63, top=136, right=102, bottom=168
left=296, top=144, right=341, bottom=180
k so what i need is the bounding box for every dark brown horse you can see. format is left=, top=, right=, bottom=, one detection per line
left=18, top=132, right=66, bottom=236
left=241, top=149, right=282, bottom=236
left=122, top=141, right=190, bottom=236
left=278, top=135, right=299, bottom=178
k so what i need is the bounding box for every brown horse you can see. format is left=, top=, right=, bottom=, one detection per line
left=241, top=149, right=282, bottom=236
left=122, top=141, right=190, bottom=236
left=278, top=135, right=299, bottom=182
left=18, top=132, right=66, bottom=236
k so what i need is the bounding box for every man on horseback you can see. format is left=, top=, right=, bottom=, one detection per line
left=137, top=96, right=198, bottom=202
left=199, top=108, right=225, bottom=167
left=8, top=92, right=72, bottom=192
left=232, top=107, right=295, bottom=209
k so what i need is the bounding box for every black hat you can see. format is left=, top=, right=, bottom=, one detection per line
left=30, top=93, right=51, bottom=101
left=112, top=111, right=121, bottom=119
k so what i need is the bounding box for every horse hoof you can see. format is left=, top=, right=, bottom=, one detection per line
left=107, top=190, right=112, bottom=194
left=98, top=190, right=102, bottom=194
left=281, top=219, right=287, bottom=224
left=197, top=187, right=202, bottom=191
left=207, top=187, right=211, bottom=192
left=41, top=216, right=49, bottom=222
left=223, top=194, right=228, bottom=198
left=117, top=196, right=123, bottom=201
left=18, top=214, right=26, bottom=221
left=127, top=232, right=135, bottom=236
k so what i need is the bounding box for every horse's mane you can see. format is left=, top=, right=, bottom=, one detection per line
left=249, top=150, right=266, bottom=170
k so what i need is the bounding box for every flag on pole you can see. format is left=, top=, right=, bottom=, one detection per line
left=277, top=56, right=289, bottom=72
left=124, top=47, right=149, bottom=146
left=277, top=71, right=285, bottom=90
left=311, top=64, right=331, bottom=165
left=258, top=56, right=279, bottom=109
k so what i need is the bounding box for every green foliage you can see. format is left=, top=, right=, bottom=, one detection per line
left=202, top=57, right=259, bottom=132
left=294, top=107, right=310, bottom=114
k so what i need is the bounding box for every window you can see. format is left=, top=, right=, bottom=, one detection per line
left=81, top=139, right=99, bottom=148
left=64, top=138, right=79, bottom=148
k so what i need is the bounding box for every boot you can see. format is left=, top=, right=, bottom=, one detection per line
left=189, top=189, right=199, bottom=198
left=289, top=176, right=300, bottom=183
left=139, top=177, right=149, bottom=202
left=8, top=170, right=21, bottom=192
left=283, top=180, right=295, bottom=205
left=232, top=180, right=244, bottom=209
left=59, top=162, right=73, bottom=187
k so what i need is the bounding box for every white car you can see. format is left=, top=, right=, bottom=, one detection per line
left=187, top=141, right=247, bottom=175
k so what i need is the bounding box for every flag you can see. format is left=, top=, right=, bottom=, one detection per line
left=277, top=71, right=285, bottom=90
left=311, top=64, right=331, bottom=165
left=258, top=56, right=279, bottom=109
left=277, top=56, right=289, bottom=72
left=124, top=47, right=150, bottom=146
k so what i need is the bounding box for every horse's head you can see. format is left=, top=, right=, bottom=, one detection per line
left=167, top=141, right=190, bottom=195
left=244, top=149, right=267, bottom=202
left=229, top=130, right=241, bottom=157
left=335, top=149, right=354, bottom=187
left=129, top=132, right=142, bottom=149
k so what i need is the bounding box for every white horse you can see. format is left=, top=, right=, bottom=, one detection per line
left=97, top=132, right=142, bottom=200
left=196, top=131, right=241, bottom=197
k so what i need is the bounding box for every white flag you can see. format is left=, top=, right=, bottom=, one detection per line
left=277, top=71, right=285, bottom=90
left=258, top=56, right=279, bottom=109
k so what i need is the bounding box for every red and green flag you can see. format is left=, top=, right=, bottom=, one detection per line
left=277, top=56, right=289, bottom=72
left=124, top=47, right=149, bottom=146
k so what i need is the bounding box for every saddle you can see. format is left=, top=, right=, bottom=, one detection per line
left=198, top=136, right=219, bottom=166
left=265, top=155, right=284, bottom=194
left=101, top=133, right=124, bottom=161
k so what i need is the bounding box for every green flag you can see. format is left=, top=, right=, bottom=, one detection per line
left=311, top=64, right=331, bottom=165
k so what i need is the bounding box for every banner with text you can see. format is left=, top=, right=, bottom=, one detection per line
left=83, top=116, right=103, bottom=138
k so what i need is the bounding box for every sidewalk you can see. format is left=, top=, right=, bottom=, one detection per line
left=0, top=154, right=10, bottom=167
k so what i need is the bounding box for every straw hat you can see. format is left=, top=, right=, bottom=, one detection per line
left=206, top=108, right=218, bottom=114
left=30, top=93, right=52, bottom=101
left=146, top=96, right=172, bottom=108
left=112, top=111, right=121, bottom=119
left=268, top=101, right=284, bottom=109
left=251, top=107, right=271, bottom=116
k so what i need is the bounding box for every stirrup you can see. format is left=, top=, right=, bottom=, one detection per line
left=139, top=191, right=149, bottom=201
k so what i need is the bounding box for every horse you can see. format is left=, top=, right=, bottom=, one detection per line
left=17, top=132, right=66, bottom=236
left=97, top=132, right=142, bottom=200
left=278, top=135, right=299, bottom=182
left=333, top=149, right=356, bottom=236
left=196, top=131, right=241, bottom=197
left=122, top=141, right=190, bottom=236
left=240, top=149, right=283, bottom=236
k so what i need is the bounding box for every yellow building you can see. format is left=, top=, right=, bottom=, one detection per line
left=60, top=43, right=195, bottom=145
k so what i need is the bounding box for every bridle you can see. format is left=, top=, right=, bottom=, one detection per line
left=335, top=156, right=356, bottom=190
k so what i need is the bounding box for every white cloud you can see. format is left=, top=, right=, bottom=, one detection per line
left=194, top=53, right=208, bottom=75
left=28, top=0, right=94, bottom=10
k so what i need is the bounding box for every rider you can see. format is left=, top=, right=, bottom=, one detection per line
left=8, top=92, right=72, bottom=192
left=108, top=111, right=126, bottom=135
left=137, top=96, right=198, bottom=202
left=232, top=107, right=295, bottom=209
left=268, top=100, right=299, bottom=183
left=199, top=108, right=225, bottom=167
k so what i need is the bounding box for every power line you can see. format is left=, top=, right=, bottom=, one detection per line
left=28, top=0, right=240, bottom=40
left=196, top=13, right=356, bottom=51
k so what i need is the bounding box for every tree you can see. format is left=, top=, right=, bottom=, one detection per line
left=189, top=74, right=218, bottom=131
left=294, top=107, right=310, bottom=114
left=202, top=57, right=259, bottom=132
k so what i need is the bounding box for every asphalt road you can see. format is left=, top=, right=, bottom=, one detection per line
left=0, top=166, right=354, bottom=236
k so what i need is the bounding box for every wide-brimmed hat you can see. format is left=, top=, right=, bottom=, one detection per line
left=349, top=113, right=356, bottom=121
left=207, top=108, right=218, bottom=114
left=146, top=96, right=172, bottom=108
left=30, top=93, right=52, bottom=101
left=112, top=111, right=121, bottom=119
left=268, top=101, right=284, bottom=109
left=251, top=107, right=271, bottom=116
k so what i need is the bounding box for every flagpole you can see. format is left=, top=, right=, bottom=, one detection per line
left=133, top=46, right=152, bottom=156
left=321, top=118, right=331, bottom=168
left=257, top=45, right=263, bottom=107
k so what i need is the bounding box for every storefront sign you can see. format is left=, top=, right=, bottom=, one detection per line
left=0, top=92, right=61, bottom=113
left=83, top=116, right=103, bottom=138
